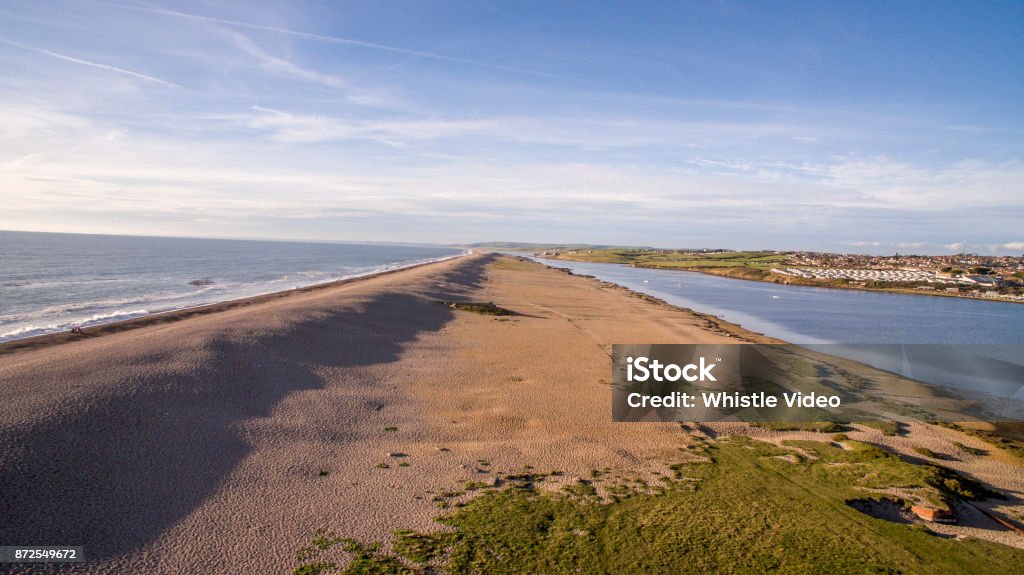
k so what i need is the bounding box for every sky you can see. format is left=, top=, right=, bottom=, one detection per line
left=1, top=1, right=1022, bottom=254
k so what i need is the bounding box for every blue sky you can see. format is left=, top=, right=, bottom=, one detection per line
left=1, top=1, right=1022, bottom=254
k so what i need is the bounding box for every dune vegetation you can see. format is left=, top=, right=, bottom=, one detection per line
left=295, top=437, right=1021, bottom=575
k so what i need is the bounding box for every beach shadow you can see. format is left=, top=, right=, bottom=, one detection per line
left=0, top=267, right=481, bottom=564
left=420, top=253, right=497, bottom=301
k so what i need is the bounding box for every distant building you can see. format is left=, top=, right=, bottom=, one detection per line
left=965, top=275, right=1003, bottom=287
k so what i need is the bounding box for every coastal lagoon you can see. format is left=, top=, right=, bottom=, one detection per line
left=533, top=258, right=1024, bottom=344
left=0, top=231, right=464, bottom=342
left=534, top=258, right=1024, bottom=402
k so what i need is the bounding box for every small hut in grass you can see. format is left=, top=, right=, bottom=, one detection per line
left=911, top=505, right=955, bottom=523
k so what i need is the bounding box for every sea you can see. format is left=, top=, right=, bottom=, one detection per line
left=0, top=230, right=464, bottom=342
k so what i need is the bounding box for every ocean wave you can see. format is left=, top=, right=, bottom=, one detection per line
left=0, top=285, right=228, bottom=324
left=0, top=251, right=468, bottom=343
left=0, top=308, right=151, bottom=341
left=1, top=277, right=132, bottom=290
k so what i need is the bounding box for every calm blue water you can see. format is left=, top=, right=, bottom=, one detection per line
left=534, top=258, right=1024, bottom=403
left=0, top=231, right=463, bottom=342
left=535, top=259, right=1024, bottom=344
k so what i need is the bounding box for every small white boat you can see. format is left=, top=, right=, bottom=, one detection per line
left=771, top=295, right=781, bottom=299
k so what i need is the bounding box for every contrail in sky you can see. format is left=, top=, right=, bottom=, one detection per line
left=0, top=36, right=179, bottom=87
left=94, top=1, right=586, bottom=83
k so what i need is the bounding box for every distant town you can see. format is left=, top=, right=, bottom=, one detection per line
left=772, top=251, right=1024, bottom=302
left=512, top=244, right=1024, bottom=303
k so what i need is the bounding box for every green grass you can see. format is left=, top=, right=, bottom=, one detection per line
left=563, top=480, right=599, bottom=498
left=952, top=442, right=988, bottom=456
left=936, top=422, right=1024, bottom=462
left=781, top=440, right=1002, bottom=503
left=296, top=440, right=1020, bottom=574
left=489, top=258, right=536, bottom=271
left=441, top=301, right=515, bottom=316
left=857, top=420, right=903, bottom=436
left=543, top=249, right=789, bottom=273
left=752, top=421, right=848, bottom=433
left=295, top=535, right=413, bottom=575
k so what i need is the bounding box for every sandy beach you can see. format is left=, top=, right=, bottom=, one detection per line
left=1, top=254, right=1021, bottom=574
left=0, top=253, right=735, bottom=573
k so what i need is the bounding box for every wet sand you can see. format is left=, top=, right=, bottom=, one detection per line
left=1, top=254, right=1020, bottom=573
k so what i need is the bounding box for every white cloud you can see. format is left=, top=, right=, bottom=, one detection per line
left=243, top=106, right=502, bottom=144
left=702, top=155, right=1024, bottom=211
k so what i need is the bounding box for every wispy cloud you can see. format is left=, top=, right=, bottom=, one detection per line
left=244, top=106, right=501, bottom=145
left=210, top=28, right=403, bottom=108
left=95, top=1, right=584, bottom=82
left=0, top=36, right=179, bottom=87
left=220, top=29, right=346, bottom=90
